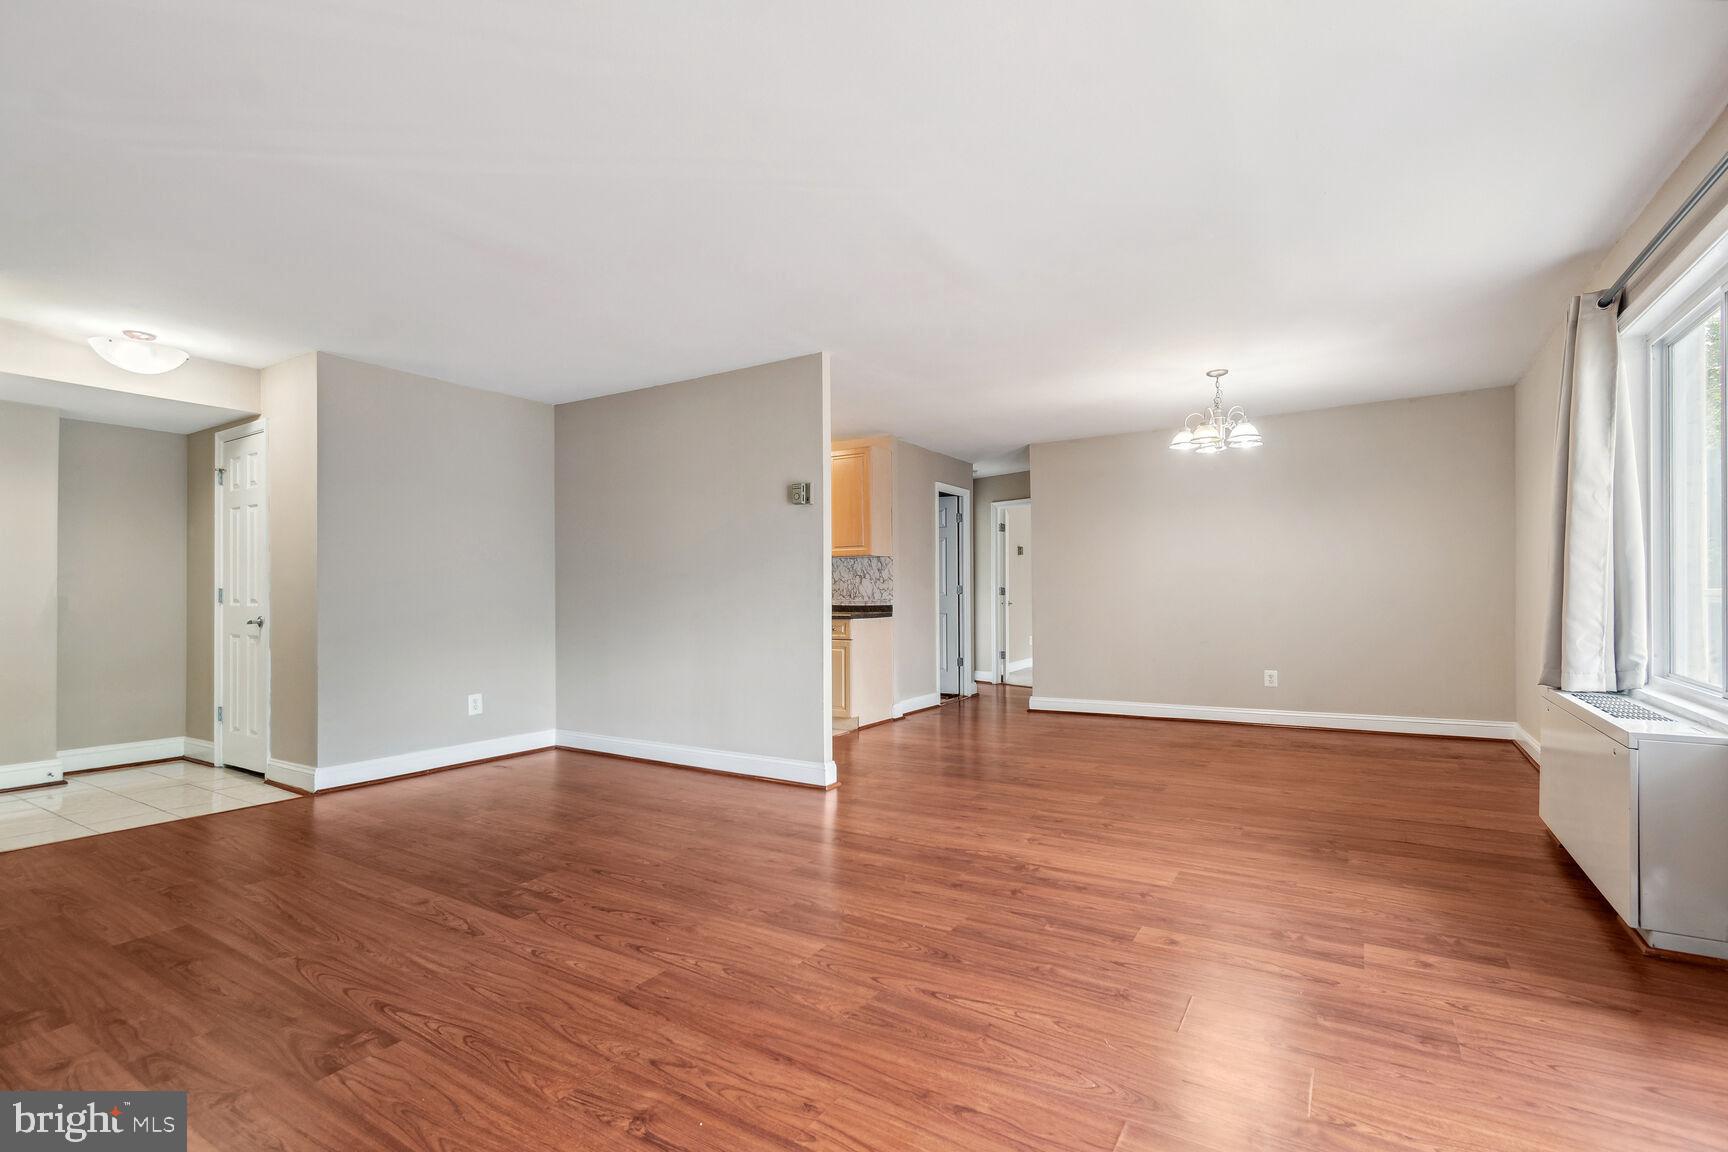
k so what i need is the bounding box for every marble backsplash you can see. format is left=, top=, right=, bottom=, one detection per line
left=833, top=555, right=893, bottom=605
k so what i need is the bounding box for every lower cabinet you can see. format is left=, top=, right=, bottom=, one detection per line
left=831, top=638, right=852, bottom=719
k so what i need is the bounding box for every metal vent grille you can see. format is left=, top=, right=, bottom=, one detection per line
left=1570, top=692, right=1675, bottom=722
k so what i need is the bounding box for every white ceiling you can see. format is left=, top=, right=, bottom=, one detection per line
left=0, top=372, right=251, bottom=434
left=3, top=1, right=1727, bottom=470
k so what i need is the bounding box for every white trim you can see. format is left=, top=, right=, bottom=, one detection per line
left=1006, top=657, right=1033, bottom=674
left=212, top=418, right=271, bottom=773
left=555, top=730, right=837, bottom=787
left=893, top=692, right=942, bottom=718
left=58, top=737, right=187, bottom=774
left=1629, top=226, right=1728, bottom=718
left=1027, top=696, right=1518, bottom=740
left=974, top=670, right=997, bottom=684
left=265, top=758, right=316, bottom=792
left=311, top=729, right=557, bottom=792
left=1513, top=725, right=1541, bottom=765
left=184, top=737, right=215, bottom=763
left=0, top=758, right=62, bottom=792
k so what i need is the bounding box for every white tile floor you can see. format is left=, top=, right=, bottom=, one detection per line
left=0, top=760, right=295, bottom=853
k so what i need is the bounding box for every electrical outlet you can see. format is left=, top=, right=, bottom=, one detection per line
left=467, top=693, right=483, bottom=716
left=1263, top=670, right=1279, bottom=688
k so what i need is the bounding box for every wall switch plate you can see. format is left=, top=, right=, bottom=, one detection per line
left=468, top=693, right=484, bottom=716
left=1263, top=670, right=1279, bottom=687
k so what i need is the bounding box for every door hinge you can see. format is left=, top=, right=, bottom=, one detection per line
left=217, top=705, right=223, bottom=723
left=217, top=587, right=224, bottom=604
left=1000, top=650, right=1007, bottom=661
left=215, top=466, right=226, bottom=485
left=958, top=656, right=965, bottom=668
left=997, top=521, right=1006, bottom=532
left=999, top=586, right=1006, bottom=597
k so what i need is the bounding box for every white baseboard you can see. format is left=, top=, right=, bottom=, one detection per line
left=59, top=737, right=189, bottom=774
left=58, top=736, right=222, bottom=774
left=555, top=729, right=837, bottom=788
left=0, top=757, right=62, bottom=791
left=1513, top=725, right=1541, bottom=765
left=974, top=670, right=998, bottom=684
left=310, top=729, right=558, bottom=792
left=893, top=693, right=941, bottom=718
left=1026, top=696, right=1518, bottom=741
left=265, top=758, right=315, bottom=792
left=1006, top=657, right=1033, bottom=674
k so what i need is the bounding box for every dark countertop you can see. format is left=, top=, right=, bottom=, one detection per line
left=833, top=604, right=893, bottom=619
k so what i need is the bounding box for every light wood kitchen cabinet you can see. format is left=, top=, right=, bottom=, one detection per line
left=831, top=638, right=853, bottom=719
left=831, top=447, right=871, bottom=555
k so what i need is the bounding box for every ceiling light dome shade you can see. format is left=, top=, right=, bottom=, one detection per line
left=1169, top=428, right=1196, bottom=451
left=88, top=331, right=189, bottom=375
left=1188, top=421, right=1222, bottom=445
left=1226, top=421, right=1262, bottom=447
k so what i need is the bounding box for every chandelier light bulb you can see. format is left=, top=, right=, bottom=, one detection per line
left=1167, top=368, right=1262, bottom=454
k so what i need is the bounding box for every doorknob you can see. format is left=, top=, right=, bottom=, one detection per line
left=246, top=616, right=265, bottom=628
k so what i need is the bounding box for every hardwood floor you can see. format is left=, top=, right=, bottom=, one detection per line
left=3, top=686, right=1727, bottom=1150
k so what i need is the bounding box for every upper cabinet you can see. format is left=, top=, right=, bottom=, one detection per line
left=831, top=446, right=871, bottom=555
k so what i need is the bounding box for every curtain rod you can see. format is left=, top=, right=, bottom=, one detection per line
left=1597, top=149, right=1728, bottom=309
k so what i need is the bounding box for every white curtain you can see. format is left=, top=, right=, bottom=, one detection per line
left=1539, top=294, right=1649, bottom=692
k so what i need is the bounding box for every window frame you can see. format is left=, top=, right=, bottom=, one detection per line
left=1647, top=279, right=1728, bottom=715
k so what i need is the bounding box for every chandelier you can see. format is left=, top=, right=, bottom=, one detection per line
left=1168, top=368, right=1261, bottom=454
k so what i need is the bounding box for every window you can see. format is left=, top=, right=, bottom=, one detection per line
left=1655, top=285, right=1728, bottom=701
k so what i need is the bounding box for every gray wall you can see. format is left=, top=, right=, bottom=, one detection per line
left=261, top=354, right=319, bottom=767
left=57, top=420, right=186, bottom=750
left=185, top=425, right=216, bottom=741
left=555, top=354, right=832, bottom=768
left=0, top=400, right=59, bottom=767
left=315, top=354, right=556, bottom=767
left=1004, top=503, right=1033, bottom=666
left=1032, top=388, right=1516, bottom=721
left=891, top=439, right=974, bottom=707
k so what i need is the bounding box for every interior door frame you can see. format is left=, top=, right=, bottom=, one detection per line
left=211, top=418, right=270, bottom=772
left=932, top=482, right=976, bottom=699
left=988, top=497, right=1032, bottom=685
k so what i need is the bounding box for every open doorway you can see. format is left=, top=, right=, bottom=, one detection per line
left=993, top=499, right=1033, bottom=686
left=934, top=484, right=973, bottom=699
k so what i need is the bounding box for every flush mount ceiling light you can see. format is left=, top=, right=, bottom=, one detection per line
left=1168, top=368, right=1261, bottom=454
left=87, top=329, right=190, bottom=375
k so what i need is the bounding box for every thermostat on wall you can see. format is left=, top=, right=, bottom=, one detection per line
left=787, top=482, right=812, bottom=505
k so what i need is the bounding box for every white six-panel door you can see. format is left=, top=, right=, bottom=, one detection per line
left=219, top=430, right=268, bottom=772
